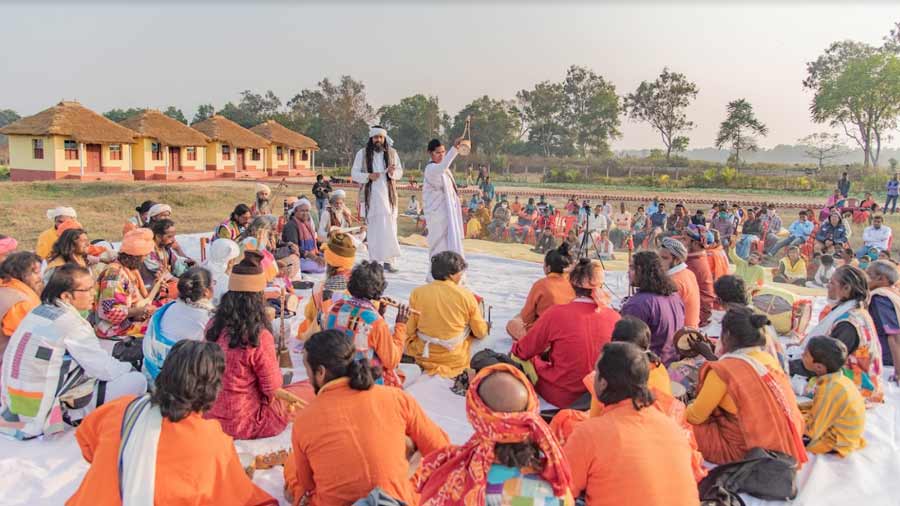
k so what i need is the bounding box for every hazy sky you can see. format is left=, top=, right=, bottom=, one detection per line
left=2, top=3, right=897, bottom=150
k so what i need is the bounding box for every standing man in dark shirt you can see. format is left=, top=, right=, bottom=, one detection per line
left=312, top=174, right=333, bottom=219
left=866, top=261, right=900, bottom=373
left=838, top=170, right=851, bottom=199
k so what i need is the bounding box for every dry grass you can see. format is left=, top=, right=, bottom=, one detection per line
left=0, top=180, right=421, bottom=247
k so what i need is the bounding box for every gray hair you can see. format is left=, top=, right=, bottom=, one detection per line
left=242, top=216, right=275, bottom=240
left=868, top=260, right=899, bottom=285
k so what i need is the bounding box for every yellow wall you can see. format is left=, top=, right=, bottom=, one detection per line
left=7, top=134, right=57, bottom=171
left=101, top=142, right=130, bottom=171
left=206, top=141, right=223, bottom=171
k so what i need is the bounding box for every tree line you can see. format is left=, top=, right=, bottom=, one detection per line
left=1, top=22, right=898, bottom=170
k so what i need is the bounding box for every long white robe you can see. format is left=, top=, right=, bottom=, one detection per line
left=351, top=147, right=403, bottom=264
left=423, top=146, right=464, bottom=280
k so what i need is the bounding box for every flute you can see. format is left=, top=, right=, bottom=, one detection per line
left=379, top=297, right=422, bottom=315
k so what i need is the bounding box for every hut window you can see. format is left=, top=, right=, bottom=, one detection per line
left=222, top=145, right=231, bottom=160
left=151, top=142, right=163, bottom=161
left=276, top=146, right=284, bottom=161
left=301, top=150, right=309, bottom=161
left=252, top=149, right=261, bottom=161
left=64, top=140, right=79, bottom=160
left=32, top=139, right=44, bottom=159
left=186, top=147, right=197, bottom=161
left=109, top=144, right=122, bottom=161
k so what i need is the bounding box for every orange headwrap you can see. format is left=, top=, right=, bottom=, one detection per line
left=120, top=228, right=154, bottom=256
left=415, top=363, right=572, bottom=504
left=572, top=259, right=610, bottom=311
left=56, top=219, right=84, bottom=235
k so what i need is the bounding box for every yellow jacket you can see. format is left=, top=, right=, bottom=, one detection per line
left=36, top=227, right=57, bottom=259
left=405, top=280, right=489, bottom=377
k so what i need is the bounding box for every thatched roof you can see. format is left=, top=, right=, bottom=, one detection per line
left=190, top=115, right=269, bottom=149
left=119, top=109, right=209, bottom=147
left=250, top=120, right=319, bottom=150
left=0, top=101, right=136, bottom=144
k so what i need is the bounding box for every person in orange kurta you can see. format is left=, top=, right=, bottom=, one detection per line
left=285, top=329, right=450, bottom=506
left=706, top=232, right=731, bottom=282
left=659, top=237, right=701, bottom=327
left=322, top=261, right=408, bottom=387
left=67, top=340, right=277, bottom=506
left=0, top=252, right=43, bottom=341
left=564, top=342, right=700, bottom=506
left=687, top=306, right=808, bottom=466
left=506, top=243, right=576, bottom=340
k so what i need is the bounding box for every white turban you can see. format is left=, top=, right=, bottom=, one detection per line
left=292, top=198, right=312, bottom=213
left=206, top=238, right=240, bottom=267
left=256, top=183, right=271, bottom=195
left=368, top=126, right=394, bottom=147
left=46, top=207, right=77, bottom=221
left=331, top=189, right=346, bottom=201
left=147, top=204, right=172, bottom=219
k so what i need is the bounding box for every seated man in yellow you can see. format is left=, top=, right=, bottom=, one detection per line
left=801, top=336, right=866, bottom=456
left=406, top=251, right=489, bottom=377
left=466, top=200, right=492, bottom=239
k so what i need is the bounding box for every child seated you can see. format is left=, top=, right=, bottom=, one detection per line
left=595, top=229, right=615, bottom=261
left=806, top=254, right=836, bottom=288
left=801, top=336, right=866, bottom=456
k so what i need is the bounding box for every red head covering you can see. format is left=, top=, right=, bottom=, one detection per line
left=415, top=363, right=572, bottom=504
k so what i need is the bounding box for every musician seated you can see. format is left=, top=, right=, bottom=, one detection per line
left=406, top=251, right=489, bottom=378
left=317, top=189, right=365, bottom=244
left=282, top=199, right=326, bottom=274
left=298, top=233, right=356, bottom=340
left=510, top=259, right=620, bottom=409
left=95, top=229, right=159, bottom=339
left=140, top=219, right=193, bottom=299
left=284, top=330, right=449, bottom=505
left=68, top=340, right=278, bottom=506
left=322, top=261, right=408, bottom=387
left=506, top=243, right=575, bottom=341
left=142, top=267, right=215, bottom=382
left=203, top=251, right=290, bottom=440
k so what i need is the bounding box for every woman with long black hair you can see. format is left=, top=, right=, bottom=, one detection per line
left=203, top=251, right=289, bottom=440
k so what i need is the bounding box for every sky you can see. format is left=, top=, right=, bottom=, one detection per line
left=2, top=2, right=897, bottom=150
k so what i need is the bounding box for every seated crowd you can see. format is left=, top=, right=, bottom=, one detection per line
left=0, top=183, right=895, bottom=506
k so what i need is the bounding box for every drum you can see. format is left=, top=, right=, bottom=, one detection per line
left=674, top=328, right=709, bottom=359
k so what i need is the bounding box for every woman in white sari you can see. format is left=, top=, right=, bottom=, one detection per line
left=422, top=136, right=466, bottom=282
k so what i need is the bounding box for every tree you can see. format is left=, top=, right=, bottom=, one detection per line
left=515, top=81, right=572, bottom=157
left=804, top=25, right=900, bottom=168
left=714, top=99, right=768, bottom=167
left=103, top=108, right=143, bottom=123
left=192, top=104, right=215, bottom=124
left=798, top=132, right=848, bottom=169
left=377, top=95, right=447, bottom=153
left=0, top=109, right=20, bottom=128
left=562, top=65, right=621, bottom=157
left=216, top=90, right=284, bottom=128
left=806, top=51, right=900, bottom=168
left=163, top=106, right=187, bottom=124
left=286, top=76, right=373, bottom=165
left=624, top=68, right=699, bottom=162
left=449, top=96, right=520, bottom=157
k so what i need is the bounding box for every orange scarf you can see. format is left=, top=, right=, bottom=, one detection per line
left=415, top=364, right=572, bottom=504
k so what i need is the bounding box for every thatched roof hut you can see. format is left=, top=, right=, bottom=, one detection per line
left=0, top=101, right=136, bottom=144
left=250, top=120, right=318, bottom=150
left=119, top=109, right=209, bottom=147
left=191, top=115, right=269, bottom=149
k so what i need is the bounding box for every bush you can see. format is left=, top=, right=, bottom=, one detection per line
left=0, top=166, right=8, bottom=180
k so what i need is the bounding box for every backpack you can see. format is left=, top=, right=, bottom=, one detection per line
left=698, top=447, right=798, bottom=506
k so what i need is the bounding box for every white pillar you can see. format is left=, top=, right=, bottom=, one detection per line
left=79, top=143, right=84, bottom=177
left=311, top=150, right=315, bottom=172
left=164, top=143, right=169, bottom=176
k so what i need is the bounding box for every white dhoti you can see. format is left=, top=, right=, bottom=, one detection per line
left=351, top=147, right=402, bottom=265
left=423, top=146, right=465, bottom=281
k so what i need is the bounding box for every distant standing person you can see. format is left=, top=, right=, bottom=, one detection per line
left=479, top=176, right=495, bottom=204
left=886, top=173, right=899, bottom=215
left=312, top=174, right=333, bottom=218
left=838, top=170, right=851, bottom=199
left=476, top=164, right=488, bottom=185
left=423, top=136, right=466, bottom=280
left=351, top=126, right=403, bottom=273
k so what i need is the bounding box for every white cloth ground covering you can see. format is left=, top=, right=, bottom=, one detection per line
left=1, top=233, right=898, bottom=505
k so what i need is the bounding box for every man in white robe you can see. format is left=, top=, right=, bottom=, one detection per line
left=423, top=137, right=466, bottom=281
left=351, top=126, right=403, bottom=272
